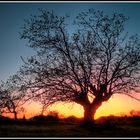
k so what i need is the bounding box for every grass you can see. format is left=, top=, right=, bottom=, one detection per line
left=0, top=116, right=140, bottom=137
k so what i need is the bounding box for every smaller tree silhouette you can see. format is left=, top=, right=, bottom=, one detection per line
left=0, top=89, right=5, bottom=116
left=0, top=75, right=26, bottom=120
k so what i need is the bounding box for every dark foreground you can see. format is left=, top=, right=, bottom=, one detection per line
left=0, top=116, right=140, bottom=137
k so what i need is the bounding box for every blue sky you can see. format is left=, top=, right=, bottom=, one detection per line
left=1, top=2, right=140, bottom=81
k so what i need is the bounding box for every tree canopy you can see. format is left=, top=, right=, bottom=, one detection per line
left=1, top=9, right=140, bottom=124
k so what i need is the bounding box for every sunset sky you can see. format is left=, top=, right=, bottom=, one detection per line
left=0, top=2, right=140, bottom=119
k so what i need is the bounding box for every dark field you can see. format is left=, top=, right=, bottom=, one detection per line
left=0, top=116, right=140, bottom=137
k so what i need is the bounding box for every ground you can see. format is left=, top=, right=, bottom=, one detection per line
left=0, top=116, right=140, bottom=137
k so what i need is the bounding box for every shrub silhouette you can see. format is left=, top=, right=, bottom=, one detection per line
left=63, top=116, right=82, bottom=123
left=31, top=112, right=59, bottom=122
left=0, top=115, right=11, bottom=121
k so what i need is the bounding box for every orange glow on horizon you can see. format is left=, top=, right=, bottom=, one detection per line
left=4, top=94, right=140, bottom=120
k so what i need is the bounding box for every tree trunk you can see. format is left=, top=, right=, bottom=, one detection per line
left=82, top=106, right=95, bottom=127
left=82, top=102, right=101, bottom=128
left=14, top=111, right=17, bottom=120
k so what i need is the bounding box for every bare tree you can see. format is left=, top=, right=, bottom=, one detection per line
left=19, top=9, right=140, bottom=126
left=0, top=86, right=5, bottom=116
left=0, top=75, right=26, bottom=120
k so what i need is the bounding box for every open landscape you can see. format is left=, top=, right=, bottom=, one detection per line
left=1, top=2, right=140, bottom=139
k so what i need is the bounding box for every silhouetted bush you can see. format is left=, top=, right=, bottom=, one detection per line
left=130, top=110, right=140, bottom=117
left=31, top=111, right=59, bottom=122
left=0, top=115, right=11, bottom=121
left=63, top=116, right=82, bottom=123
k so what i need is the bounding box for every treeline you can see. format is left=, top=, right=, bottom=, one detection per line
left=1, top=111, right=140, bottom=126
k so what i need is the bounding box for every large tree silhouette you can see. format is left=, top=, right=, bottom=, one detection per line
left=20, top=9, right=140, bottom=125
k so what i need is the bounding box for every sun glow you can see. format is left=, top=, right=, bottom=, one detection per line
left=5, top=94, right=140, bottom=120
left=45, top=94, right=140, bottom=120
